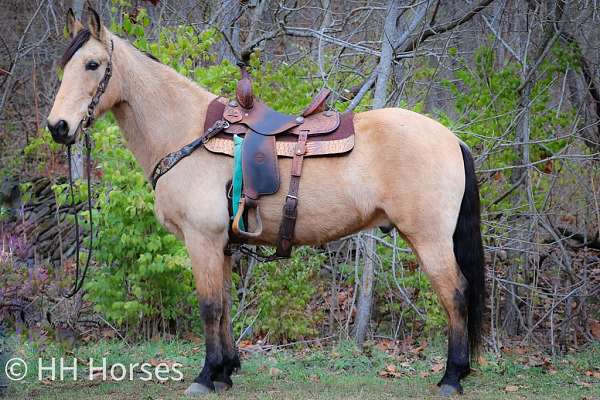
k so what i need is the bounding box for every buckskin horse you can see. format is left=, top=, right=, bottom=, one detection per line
left=46, top=8, right=485, bottom=397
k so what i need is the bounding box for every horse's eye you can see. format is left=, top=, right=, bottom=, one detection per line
left=85, top=61, right=100, bottom=71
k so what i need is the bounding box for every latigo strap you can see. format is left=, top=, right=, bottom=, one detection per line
left=276, top=130, right=308, bottom=257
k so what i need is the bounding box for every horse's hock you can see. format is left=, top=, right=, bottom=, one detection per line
left=0, top=176, right=90, bottom=266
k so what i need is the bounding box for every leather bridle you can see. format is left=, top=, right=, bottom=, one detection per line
left=63, top=39, right=114, bottom=298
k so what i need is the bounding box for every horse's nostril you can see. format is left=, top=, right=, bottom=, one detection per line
left=48, top=119, right=70, bottom=140
left=57, top=120, right=69, bottom=136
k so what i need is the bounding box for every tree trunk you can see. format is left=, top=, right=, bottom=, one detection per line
left=354, top=231, right=375, bottom=347
left=372, top=0, right=402, bottom=109
left=373, top=0, right=429, bottom=108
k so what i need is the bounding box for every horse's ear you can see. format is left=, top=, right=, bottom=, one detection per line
left=66, top=8, right=84, bottom=39
left=86, top=7, right=106, bottom=43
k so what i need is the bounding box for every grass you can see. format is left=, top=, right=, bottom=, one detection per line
left=2, top=337, right=599, bottom=399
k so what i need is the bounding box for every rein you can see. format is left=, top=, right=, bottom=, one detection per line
left=62, top=40, right=113, bottom=298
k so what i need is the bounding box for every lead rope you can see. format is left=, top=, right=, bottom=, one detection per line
left=237, top=244, right=287, bottom=263
left=63, top=130, right=94, bottom=298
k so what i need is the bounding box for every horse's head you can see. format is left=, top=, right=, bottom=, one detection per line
left=47, top=8, right=118, bottom=145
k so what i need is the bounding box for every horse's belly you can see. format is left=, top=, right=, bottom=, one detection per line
left=246, top=148, right=389, bottom=246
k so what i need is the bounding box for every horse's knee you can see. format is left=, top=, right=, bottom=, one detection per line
left=200, top=300, right=223, bottom=322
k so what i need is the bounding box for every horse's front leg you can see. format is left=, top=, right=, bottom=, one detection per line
left=183, top=233, right=228, bottom=396
left=213, top=255, right=241, bottom=390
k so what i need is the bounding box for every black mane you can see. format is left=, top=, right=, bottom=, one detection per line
left=143, top=51, right=160, bottom=63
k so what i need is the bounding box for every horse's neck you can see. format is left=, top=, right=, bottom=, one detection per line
left=111, top=39, right=216, bottom=177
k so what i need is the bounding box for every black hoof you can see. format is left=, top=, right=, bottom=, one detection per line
left=213, top=373, right=233, bottom=388
left=438, top=383, right=462, bottom=396
left=184, top=382, right=212, bottom=397
left=437, top=382, right=463, bottom=396
left=213, top=381, right=232, bottom=392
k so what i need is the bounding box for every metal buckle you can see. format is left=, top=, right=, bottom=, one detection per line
left=286, top=194, right=298, bottom=201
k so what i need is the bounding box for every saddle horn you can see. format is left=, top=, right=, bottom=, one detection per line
left=236, top=64, right=254, bottom=109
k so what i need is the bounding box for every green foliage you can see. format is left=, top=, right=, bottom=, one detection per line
left=438, top=44, right=577, bottom=216
left=22, top=130, right=63, bottom=175
left=250, top=248, right=325, bottom=342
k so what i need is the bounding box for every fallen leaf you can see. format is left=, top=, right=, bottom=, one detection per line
left=183, top=331, right=202, bottom=344
left=90, top=370, right=104, bottom=380
left=376, top=339, right=394, bottom=353
left=378, top=364, right=404, bottom=378
left=513, top=346, right=528, bottom=355
left=584, top=370, right=600, bottom=379
left=504, top=385, right=519, bottom=393
left=102, top=329, right=116, bottom=339
left=527, top=355, right=546, bottom=367
left=410, top=341, right=428, bottom=354
left=431, top=362, right=444, bottom=373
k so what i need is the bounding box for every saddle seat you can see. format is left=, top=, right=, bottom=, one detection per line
left=203, top=66, right=355, bottom=257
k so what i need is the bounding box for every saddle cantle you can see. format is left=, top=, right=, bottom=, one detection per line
left=203, top=66, right=355, bottom=257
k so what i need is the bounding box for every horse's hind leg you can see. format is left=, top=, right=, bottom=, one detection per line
left=410, top=238, right=471, bottom=396
left=213, top=255, right=241, bottom=390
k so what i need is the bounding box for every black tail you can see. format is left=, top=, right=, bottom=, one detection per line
left=453, top=142, right=485, bottom=360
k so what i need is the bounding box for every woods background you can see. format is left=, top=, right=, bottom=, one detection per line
left=0, top=0, right=599, bottom=356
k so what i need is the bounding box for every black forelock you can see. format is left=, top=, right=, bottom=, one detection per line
left=60, top=28, right=161, bottom=68
left=60, top=29, right=91, bottom=68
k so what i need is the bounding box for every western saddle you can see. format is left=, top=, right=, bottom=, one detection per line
left=203, top=66, right=355, bottom=258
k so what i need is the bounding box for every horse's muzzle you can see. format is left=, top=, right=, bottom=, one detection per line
left=47, top=119, right=75, bottom=145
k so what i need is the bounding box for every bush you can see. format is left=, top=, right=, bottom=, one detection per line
left=252, top=248, right=325, bottom=342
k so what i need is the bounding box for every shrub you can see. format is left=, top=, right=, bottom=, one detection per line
left=251, top=248, right=326, bottom=342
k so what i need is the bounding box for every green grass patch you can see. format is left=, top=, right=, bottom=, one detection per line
left=3, top=338, right=598, bottom=399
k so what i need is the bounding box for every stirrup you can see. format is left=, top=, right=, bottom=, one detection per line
left=232, top=197, right=263, bottom=239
